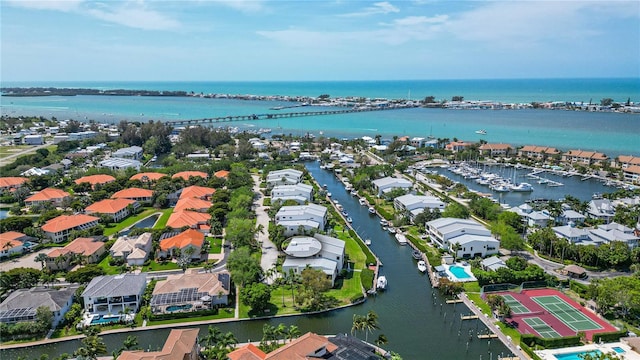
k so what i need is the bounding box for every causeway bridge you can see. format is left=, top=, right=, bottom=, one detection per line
left=164, top=105, right=412, bottom=126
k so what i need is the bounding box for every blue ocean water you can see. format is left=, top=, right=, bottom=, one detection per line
left=1, top=79, right=639, bottom=157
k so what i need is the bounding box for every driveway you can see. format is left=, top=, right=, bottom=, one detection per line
left=252, top=175, right=279, bottom=283
left=0, top=249, right=48, bottom=272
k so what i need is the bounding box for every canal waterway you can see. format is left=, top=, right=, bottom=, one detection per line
left=1, top=161, right=510, bottom=359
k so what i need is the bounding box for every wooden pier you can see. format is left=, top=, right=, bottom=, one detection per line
left=460, top=314, right=479, bottom=320
left=446, top=299, right=463, bottom=304
left=477, top=333, right=499, bottom=339
left=165, top=106, right=410, bottom=126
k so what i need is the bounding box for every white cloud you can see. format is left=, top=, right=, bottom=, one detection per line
left=5, top=0, right=83, bottom=12
left=340, top=1, right=400, bottom=17
left=215, top=0, right=266, bottom=13
left=86, top=2, right=181, bottom=31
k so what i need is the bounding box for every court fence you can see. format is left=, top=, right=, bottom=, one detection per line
left=592, top=329, right=629, bottom=344
left=520, top=333, right=582, bottom=349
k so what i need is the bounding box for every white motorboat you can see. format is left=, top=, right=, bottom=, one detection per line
left=327, top=192, right=332, bottom=197
left=394, top=232, right=406, bottom=244
left=350, top=190, right=358, bottom=196
left=369, top=207, right=376, bottom=214
left=359, top=198, right=367, bottom=206
left=417, top=260, right=427, bottom=273
left=380, top=219, right=388, bottom=226
left=511, top=182, right=534, bottom=192
left=364, top=239, right=372, bottom=246
left=376, top=276, right=387, bottom=290
left=346, top=217, right=353, bottom=223
left=388, top=227, right=397, bottom=234
left=475, top=129, right=487, bottom=135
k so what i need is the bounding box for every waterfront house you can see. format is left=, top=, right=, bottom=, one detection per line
left=110, top=233, right=153, bottom=266
left=74, top=174, right=116, bottom=189
left=158, top=229, right=205, bottom=260
left=478, top=143, right=513, bottom=157
left=481, top=256, right=507, bottom=271
left=615, top=155, right=640, bottom=169
left=24, top=188, right=71, bottom=207
left=42, top=214, right=100, bottom=243
left=111, top=188, right=154, bottom=203
left=393, top=194, right=445, bottom=222
left=587, top=199, right=615, bottom=223
left=518, top=145, right=560, bottom=161
left=46, top=237, right=106, bottom=271
left=371, top=176, right=412, bottom=196
left=166, top=210, right=211, bottom=232
left=282, top=234, right=345, bottom=286
left=526, top=210, right=552, bottom=227
left=82, top=273, right=147, bottom=315
left=623, top=165, right=640, bottom=184
left=426, top=218, right=500, bottom=258
left=256, top=332, right=376, bottom=360
left=118, top=328, right=199, bottom=360
left=112, top=145, right=143, bottom=160
left=0, top=177, right=28, bottom=191
left=562, top=149, right=609, bottom=166
left=175, top=197, right=212, bottom=213
left=589, top=222, right=639, bottom=249
left=0, top=231, right=29, bottom=258
left=445, top=141, right=473, bottom=153
left=558, top=209, right=586, bottom=226
left=275, top=203, right=327, bottom=236
left=266, top=168, right=303, bottom=188
left=129, top=172, right=167, bottom=182
left=172, top=171, right=209, bottom=181
left=0, top=286, right=78, bottom=329
left=553, top=225, right=591, bottom=244
left=227, top=344, right=267, bottom=360
left=99, top=158, right=142, bottom=171
left=85, top=198, right=138, bottom=222
left=271, top=183, right=313, bottom=204
left=150, top=270, right=230, bottom=314
left=179, top=185, right=216, bottom=201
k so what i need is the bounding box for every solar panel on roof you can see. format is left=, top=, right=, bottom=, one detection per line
left=150, top=288, right=209, bottom=306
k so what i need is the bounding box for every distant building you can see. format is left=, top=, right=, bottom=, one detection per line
left=130, top=172, right=167, bottom=182
left=481, top=257, right=507, bottom=271
left=85, top=198, right=138, bottom=222
left=172, top=171, right=208, bottom=181
left=112, top=146, right=143, bottom=160
left=0, top=177, right=28, bottom=191
left=150, top=270, right=230, bottom=314
left=275, top=203, right=327, bottom=236
left=371, top=176, right=412, bottom=196
left=587, top=199, right=615, bottom=223
left=518, top=145, right=560, bottom=160
left=99, top=158, right=142, bottom=171
left=562, top=149, right=608, bottom=166
left=166, top=210, right=211, bottom=232
left=118, top=328, right=199, bottom=360
left=110, top=233, right=153, bottom=266
left=282, top=234, right=345, bottom=286
left=42, top=214, right=100, bottom=243
left=23, top=134, right=44, bottom=145
left=0, top=231, right=29, bottom=258
left=158, top=229, right=205, bottom=260
left=111, top=188, right=154, bottom=203
left=393, top=194, right=445, bottom=222
left=46, top=237, right=106, bottom=271
left=25, top=188, right=71, bottom=207
left=478, top=143, right=513, bottom=157
left=0, top=286, right=78, bottom=329
left=271, top=183, right=313, bottom=204
left=74, top=174, right=116, bottom=189
left=82, top=273, right=147, bottom=315
left=426, top=218, right=499, bottom=258
left=266, top=169, right=303, bottom=188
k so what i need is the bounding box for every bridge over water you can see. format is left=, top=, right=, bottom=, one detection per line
left=164, top=105, right=412, bottom=126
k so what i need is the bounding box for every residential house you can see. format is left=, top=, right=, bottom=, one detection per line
left=112, top=146, right=143, bottom=160
left=553, top=225, right=591, bottom=244
left=623, top=165, right=640, bottom=184
left=0, top=177, right=28, bottom=191
left=271, top=183, right=313, bottom=204
left=110, top=233, right=153, bottom=266
left=214, top=170, right=229, bottom=179
left=557, top=209, right=586, bottom=226
left=518, top=146, right=560, bottom=160
left=82, top=273, right=147, bottom=315
left=179, top=185, right=216, bottom=201
left=251, top=332, right=377, bottom=360
left=150, top=270, right=230, bottom=314
left=23, top=134, right=44, bottom=145
left=118, top=328, right=199, bottom=360
left=85, top=198, right=138, bottom=222
left=46, top=237, right=106, bottom=271
left=158, top=229, right=205, bottom=260
left=227, top=344, right=267, bottom=360
left=393, top=194, right=445, bottom=222
left=410, top=137, right=427, bottom=148
left=129, top=172, right=167, bottom=182
left=99, top=158, right=142, bottom=171
left=282, top=234, right=345, bottom=286
left=562, top=150, right=609, bottom=166
left=478, top=143, right=513, bottom=157
left=371, top=177, right=412, bottom=196
left=589, top=222, right=639, bottom=249
left=266, top=169, right=303, bottom=188
left=68, top=131, right=97, bottom=141
left=481, top=257, right=507, bottom=271
left=42, top=214, right=100, bottom=243
left=616, top=155, right=640, bottom=169
left=74, top=174, right=116, bottom=189
left=166, top=210, right=211, bottom=232
left=426, top=218, right=500, bottom=258
left=275, top=203, right=327, bottom=236
left=0, top=231, right=29, bottom=258
left=111, top=188, right=154, bottom=203
left=172, top=171, right=208, bottom=181
left=0, top=286, right=78, bottom=328
left=526, top=210, right=552, bottom=227
left=587, top=199, right=616, bottom=223
left=24, top=188, right=71, bottom=207
left=175, top=197, right=212, bottom=213
left=445, top=141, right=473, bottom=153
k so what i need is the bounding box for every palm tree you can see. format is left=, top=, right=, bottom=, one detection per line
left=275, top=323, right=287, bottom=345
left=362, top=310, right=380, bottom=342
left=450, top=243, right=461, bottom=262
left=202, top=326, right=222, bottom=348
left=35, top=253, right=48, bottom=270
left=375, top=334, right=388, bottom=347
left=122, top=335, right=139, bottom=350
left=351, top=314, right=365, bottom=338
left=286, top=325, right=301, bottom=343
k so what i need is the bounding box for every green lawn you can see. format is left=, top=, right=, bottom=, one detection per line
left=0, top=145, right=30, bottom=156
left=147, top=309, right=235, bottom=325
left=333, top=225, right=366, bottom=270
left=103, top=208, right=160, bottom=236
left=465, top=286, right=521, bottom=344
left=209, top=237, right=223, bottom=254
left=154, top=208, right=173, bottom=229
left=142, top=260, right=180, bottom=272
left=97, top=255, right=122, bottom=275
left=327, top=271, right=362, bottom=302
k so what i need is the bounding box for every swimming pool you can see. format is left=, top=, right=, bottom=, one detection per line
left=449, top=265, right=472, bottom=279
left=554, top=350, right=602, bottom=360
left=90, top=315, right=122, bottom=325
left=612, top=346, right=625, bottom=354
left=166, top=304, right=192, bottom=312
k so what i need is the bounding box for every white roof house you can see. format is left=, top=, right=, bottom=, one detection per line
left=481, top=257, right=507, bottom=271
left=112, top=146, right=143, bottom=160
left=110, top=233, right=153, bottom=266
left=587, top=199, right=615, bottom=222
left=82, top=274, right=147, bottom=315
left=589, top=222, right=639, bottom=248
left=371, top=177, right=412, bottom=196
left=0, top=286, right=78, bottom=328
left=553, top=225, right=591, bottom=244
left=426, top=217, right=499, bottom=258
left=394, top=194, right=445, bottom=222
left=271, top=183, right=313, bottom=204
left=275, top=203, right=327, bottom=236
left=282, top=233, right=345, bottom=286
left=99, top=158, right=142, bottom=171
left=266, top=169, right=303, bottom=188
left=526, top=211, right=551, bottom=227
left=558, top=209, right=586, bottom=226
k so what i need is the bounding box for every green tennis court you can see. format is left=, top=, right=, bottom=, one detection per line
left=523, top=317, right=562, bottom=338
left=532, top=295, right=603, bottom=332
left=501, top=294, right=531, bottom=314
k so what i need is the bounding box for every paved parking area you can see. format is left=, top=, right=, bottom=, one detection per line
left=0, top=249, right=48, bottom=272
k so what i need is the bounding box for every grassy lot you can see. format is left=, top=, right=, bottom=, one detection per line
left=333, top=225, right=366, bottom=270
left=209, top=237, right=223, bottom=254
left=154, top=208, right=173, bottom=229
left=0, top=145, right=30, bottom=156
left=103, top=208, right=160, bottom=236
left=142, top=260, right=180, bottom=272
left=97, top=255, right=123, bottom=275
left=327, top=271, right=362, bottom=302
left=464, top=282, right=521, bottom=344
left=147, top=309, right=235, bottom=325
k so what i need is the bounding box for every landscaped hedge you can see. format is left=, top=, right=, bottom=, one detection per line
left=149, top=308, right=218, bottom=321
left=569, top=280, right=589, bottom=298
left=348, top=229, right=376, bottom=265
left=520, top=334, right=581, bottom=349
left=592, top=329, right=628, bottom=343
left=350, top=294, right=365, bottom=304
left=377, top=207, right=393, bottom=221
left=360, top=268, right=374, bottom=291
left=519, top=341, right=543, bottom=360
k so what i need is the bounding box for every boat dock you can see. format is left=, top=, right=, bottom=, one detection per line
left=461, top=314, right=479, bottom=320
left=446, top=299, right=463, bottom=304
left=477, top=334, right=499, bottom=339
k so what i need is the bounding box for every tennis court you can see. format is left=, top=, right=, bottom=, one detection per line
left=501, top=294, right=531, bottom=314
left=532, top=295, right=603, bottom=332
left=523, top=317, right=562, bottom=338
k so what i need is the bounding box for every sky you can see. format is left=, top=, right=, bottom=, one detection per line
left=1, top=0, right=639, bottom=82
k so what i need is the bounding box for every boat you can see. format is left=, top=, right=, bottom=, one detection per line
left=376, top=276, right=387, bottom=290
left=369, top=207, right=376, bottom=214
left=511, top=182, right=534, bottom=192
left=327, top=192, right=332, bottom=197
left=346, top=217, right=353, bottom=223
left=323, top=184, right=328, bottom=189
left=350, top=190, right=358, bottom=196
left=341, top=210, right=348, bottom=216
left=394, top=232, right=406, bottom=244
left=475, top=129, right=487, bottom=135
left=364, top=239, right=371, bottom=246
left=412, top=250, right=422, bottom=260
left=359, top=198, right=367, bottom=206
left=417, top=260, right=427, bottom=273
left=380, top=219, right=388, bottom=226
left=388, top=227, right=397, bottom=234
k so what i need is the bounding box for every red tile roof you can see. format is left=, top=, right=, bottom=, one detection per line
left=0, top=232, right=26, bottom=251
left=179, top=185, right=215, bottom=200
left=265, top=332, right=338, bottom=360
left=479, top=143, right=512, bottom=150
left=118, top=328, right=199, bottom=360
left=42, top=214, right=100, bottom=233
left=228, top=344, right=267, bottom=360
left=86, top=199, right=136, bottom=215
left=111, top=188, right=154, bottom=200
left=25, top=188, right=70, bottom=202
left=172, top=171, right=208, bottom=181
left=625, top=165, right=640, bottom=175
left=160, top=229, right=205, bottom=251
left=0, top=177, right=28, bottom=189
left=130, top=172, right=168, bottom=182
left=74, top=174, right=116, bottom=186
left=174, top=197, right=212, bottom=213
left=47, top=237, right=104, bottom=258
left=214, top=170, right=230, bottom=178
left=166, top=210, right=211, bottom=229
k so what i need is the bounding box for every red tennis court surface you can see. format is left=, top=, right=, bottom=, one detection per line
left=490, top=288, right=617, bottom=340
